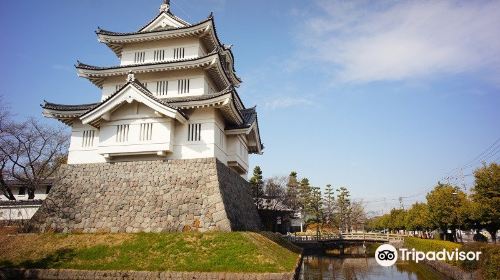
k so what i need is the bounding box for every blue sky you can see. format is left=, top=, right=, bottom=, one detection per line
left=1, top=0, right=499, bottom=214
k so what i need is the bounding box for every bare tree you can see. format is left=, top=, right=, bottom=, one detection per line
left=263, top=176, right=288, bottom=210
left=0, top=97, right=16, bottom=200
left=349, top=200, right=367, bottom=232
left=0, top=105, right=69, bottom=200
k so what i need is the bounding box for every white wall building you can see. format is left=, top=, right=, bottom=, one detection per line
left=43, top=0, right=263, bottom=176
left=0, top=182, right=50, bottom=221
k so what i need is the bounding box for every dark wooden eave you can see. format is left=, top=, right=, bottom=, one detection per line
left=42, top=83, right=248, bottom=128
left=75, top=51, right=240, bottom=90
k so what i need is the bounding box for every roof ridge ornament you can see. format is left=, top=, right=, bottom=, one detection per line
left=160, top=0, right=170, bottom=12
left=127, top=71, right=136, bottom=82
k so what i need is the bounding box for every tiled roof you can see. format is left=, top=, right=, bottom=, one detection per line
left=96, top=17, right=210, bottom=37
left=75, top=53, right=213, bottom=71
left=241, top=107, right=257, bottom=125
left=76, top=51, right=240, bottom=89
left=95, top=16, right=240, bottom=82
left=42, top=101, right=100, bottom=111
left=43, top=83, right=263, bottom=152
left=138, top=10, right=191, bottom=32
left=166, top=87, right=233, bottom=103
left=42, top=80, right=261, bottom=150
left=80, top=80, right=188, bottom=120
left=226, top=106, right=256, bottom=129
left=0, top=200, right=44, bottom=207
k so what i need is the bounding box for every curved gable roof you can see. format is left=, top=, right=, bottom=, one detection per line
left=80, top=79, right=187, bottom=127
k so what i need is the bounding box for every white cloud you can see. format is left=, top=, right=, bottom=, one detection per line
left=297, top=0, right=500, bottom=83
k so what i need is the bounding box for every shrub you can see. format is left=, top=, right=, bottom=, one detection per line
left=404, top=237, right=461, bottom=252
left=404, top=237, right=461, bottom=265
left=459, top=243, right=500, bottom=280
left=458, top=243, right=482, bottom=271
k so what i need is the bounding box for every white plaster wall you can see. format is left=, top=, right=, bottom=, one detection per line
left=0, top=206, right=40, bottom=221
left=226, top=135, right=249, bottom=172
left=213, top=110, right=228, bottom=164
left=68, top=121, right=106, bottom=164
left=68, top=103, right=174, bottom=163
left=101, top=70, right=209, bottom=100
left=66, top=105, right=249, bottom=176
left=120, top=37, right=200, bottom=66
left=99, top=102, right=174, bottom=156
left=170, top=108, right=216, bottom=160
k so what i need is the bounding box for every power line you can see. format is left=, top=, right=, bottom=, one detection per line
left=356, top=138, right=500, bottom=213
left=445, top=137, right=500, bottom=177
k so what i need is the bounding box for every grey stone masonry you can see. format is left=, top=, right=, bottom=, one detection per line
left=29, top=158, right=261, bottom=232
left=0, top=269, right=296, bottom=280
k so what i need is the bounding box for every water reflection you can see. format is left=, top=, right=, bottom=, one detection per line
left=299, top=255, right=450, bottom=280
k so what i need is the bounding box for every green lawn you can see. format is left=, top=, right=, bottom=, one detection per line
left=0, top=231, right=300, bottom=273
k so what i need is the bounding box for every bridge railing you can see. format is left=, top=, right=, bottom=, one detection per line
left=286, top=232, right=406, bottom=243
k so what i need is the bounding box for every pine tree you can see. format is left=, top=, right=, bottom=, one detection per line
left=306, top=186, right=323, bottom=236
left=285, top=171, right=300, bottom=210
left=298, top=178, right=312, bottom=211
left=323, top=184, right=335, bottom=226
left=336, top=187, right=351, bottom=232
left=249, top=166, right=264, bottom=208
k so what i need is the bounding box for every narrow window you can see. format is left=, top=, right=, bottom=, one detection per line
left=18, top=187, right=26, bottom=196
left=173, top=47, right=185, bottom=59
left=82, top=130, right=95, bottom=147
left=46, top=186, right=52, bottom=194
left=156, top=80, right=168, bottom=96
left=188, top=123, right=201, bottom=142
left=153, top=49, right=165, bottom=61
left=134, top=51, right=146, bottom=63
left=115, top=124, right=130, bottom=142
left=177, top=79, right=190, bottom=94
left=139, top=123, right=153, bottom=141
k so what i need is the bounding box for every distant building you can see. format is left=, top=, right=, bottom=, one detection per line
left=42, top=0, right=263, bottom=177
left=258, top=197, right=303, bottom=233
left=0, top=181, right=51, bottom=221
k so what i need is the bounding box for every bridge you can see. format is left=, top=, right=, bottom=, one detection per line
left=286, top=232, right=405, bottom=244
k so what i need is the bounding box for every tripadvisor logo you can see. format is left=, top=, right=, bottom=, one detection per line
left=375, top=244, right=398, bottom=266
left=374, top=244, right=482, bottom=266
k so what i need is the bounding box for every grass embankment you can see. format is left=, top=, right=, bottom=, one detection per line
left=404, top=237, right=500, bottom=279
left=0, top=231, right=299, bottom=273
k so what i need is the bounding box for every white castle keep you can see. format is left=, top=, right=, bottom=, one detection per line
left=42, top=0, right=263, bottom=177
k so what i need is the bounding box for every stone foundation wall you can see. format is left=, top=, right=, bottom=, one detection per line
left=0, top=268, right=296, bottom=280
left=30, top=158, right=261, bottom=232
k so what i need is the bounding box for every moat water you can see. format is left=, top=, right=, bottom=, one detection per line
left=298, top=255, right=451, bottom=280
